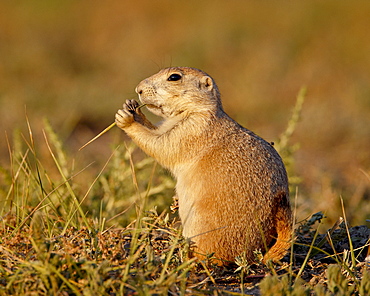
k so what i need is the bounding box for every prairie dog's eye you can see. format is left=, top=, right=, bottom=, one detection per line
left=167, top=73, right=182, bottom=81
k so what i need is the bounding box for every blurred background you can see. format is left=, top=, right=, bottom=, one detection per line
left=0, top=0, right=369, bottom=227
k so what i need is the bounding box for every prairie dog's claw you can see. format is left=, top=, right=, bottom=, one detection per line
left=125, top=100, right=140, bottom=113
left=115, top=108, right=134, bottom=129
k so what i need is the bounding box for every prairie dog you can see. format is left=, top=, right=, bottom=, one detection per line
left=115, top=67, right=292, bottom=265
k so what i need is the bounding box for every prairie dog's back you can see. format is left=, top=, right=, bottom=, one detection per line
left=115, top=67, right=293, bottom=264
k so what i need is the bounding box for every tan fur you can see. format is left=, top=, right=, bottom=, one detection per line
left=115, top=67, right=293, bottom=265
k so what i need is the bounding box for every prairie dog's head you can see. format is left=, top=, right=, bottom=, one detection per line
left=135, top=67, right=221, bottom=118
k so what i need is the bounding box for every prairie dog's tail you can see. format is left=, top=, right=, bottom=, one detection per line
left=263, top=194, right=293, bottom=263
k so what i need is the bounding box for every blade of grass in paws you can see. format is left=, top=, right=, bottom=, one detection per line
left=78, top=103, right=146, bottom=151
left=78, top=122, right=116, bottom=151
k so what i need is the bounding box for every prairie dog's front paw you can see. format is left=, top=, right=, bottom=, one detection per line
left=115, top=109, right=133, bottom=129
left=115, top=100, right=138, bottom=129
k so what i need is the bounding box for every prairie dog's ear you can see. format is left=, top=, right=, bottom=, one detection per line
left=199, top=76, right=213, bottom=91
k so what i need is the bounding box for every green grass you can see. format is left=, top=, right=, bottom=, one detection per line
left=0, top=120, right=193, bottom=295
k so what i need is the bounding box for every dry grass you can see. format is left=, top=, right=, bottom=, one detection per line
left=0, top=0, right=369, bottom=228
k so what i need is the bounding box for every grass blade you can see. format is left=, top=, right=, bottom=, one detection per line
left=79, top=122, right=117, bottom=151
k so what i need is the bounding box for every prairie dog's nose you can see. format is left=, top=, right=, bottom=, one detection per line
left=135, top=85, right=142, bottom=95
left=135, top=79, right=148, bottom=95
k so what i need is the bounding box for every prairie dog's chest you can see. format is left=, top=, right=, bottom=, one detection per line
left=175, top=166, right=205, bottom=238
